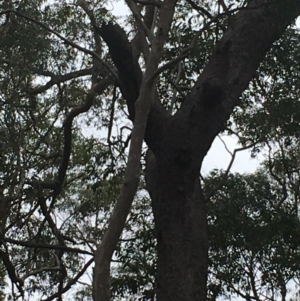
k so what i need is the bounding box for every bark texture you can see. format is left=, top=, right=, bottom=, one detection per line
left=99, top=0, right=300, bottom=300
left=92, top=0, right=177, bottom=298
left=146, top=151, right=208, bottom=301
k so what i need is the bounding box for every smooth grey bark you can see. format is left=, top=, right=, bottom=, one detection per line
left=92, top=0, right=177, bottom=299
left=101, top=1, right=300, bottom=300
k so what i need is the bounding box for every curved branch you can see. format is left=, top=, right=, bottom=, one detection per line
left=206, top=141, right=257, bottom=199
left=41, top=257, right=94, bottom=301
left=1, top=9, right=117, bottom=81
left=92, top=1, right=178, bottom=299
left=29, top=68, right=93, bottom=95
left=94, top=23, right=143, bottom=122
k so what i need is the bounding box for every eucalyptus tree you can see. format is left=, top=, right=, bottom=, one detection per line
left=1, top=0, right=300, bottom=300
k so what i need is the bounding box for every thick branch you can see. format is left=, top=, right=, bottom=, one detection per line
left=94, top=23, right=143, bottom=122
left=172, top=0, right=300, bottom=165
left=92, top=0, right=178, bottom=299
left=94, top=23, right=167, bottom=151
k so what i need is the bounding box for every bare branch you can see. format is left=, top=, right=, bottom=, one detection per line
left=206, top=141, right=257, bottom=199
left=4, top=238, right=93, bottom=255
left=125, top=0, right=154, bottom=42
left=29, top=68, right=93, bottom=95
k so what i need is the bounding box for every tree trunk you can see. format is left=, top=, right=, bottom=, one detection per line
left=146, top=151, right=208, bottom=301
left=97, top=2, right=300, bottom=300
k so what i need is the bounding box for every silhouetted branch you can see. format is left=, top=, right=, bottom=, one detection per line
left=41, top=258, right=94, bottom=301
left=29, top=68, right=93, bottom=95
left=4, top=238, right=93, bottom=255
left=1, top=9, right=117, bottom=80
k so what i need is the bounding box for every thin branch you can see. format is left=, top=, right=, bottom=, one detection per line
left=1, top=9, right=117, bottom=81
left=41, top=258, right=94, bottom=301
left=4, top=238, right=93, bottom=255
left=37, top=196, right=66, bottom=244
left=206, top=142, right=257, bottom=199
left=149, top=15, right=220, bottom=81
left=185, top=0, right=213, bottom=19
left=76, top=0, right=104, bottom=85
left=22, top=266, right=61, bottom=281
left=249, top=254, right=261, bottom=301
left=29, top=68, right=93, bottom=95
left=150, top=4, right=274, bottom=81
left=107, top=85, right=117, bottom=152
left=125, top=0, right=154, bottom=42
left=218, top=135, right=233, bottom=156
left=132, top=0, right=162, bottom=6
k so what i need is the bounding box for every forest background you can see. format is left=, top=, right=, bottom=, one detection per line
left=1, top=0, right=300, bottom=301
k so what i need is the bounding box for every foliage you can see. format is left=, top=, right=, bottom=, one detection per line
left=0, top=0, right=300, bottom=300
left=206, top=168, right=300, bottom=301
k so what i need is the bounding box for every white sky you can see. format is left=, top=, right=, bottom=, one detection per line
left=202, top=136, right=262, bottom=174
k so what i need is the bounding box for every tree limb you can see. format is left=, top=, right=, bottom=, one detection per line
left=92, top=0, right=178, bottom=299
left=1, top=9, right=117, bottom=81
left=4, top=238, right=93, bottom=255
left=41, top=257, right=94, bottom=301
left=29, top=68, right=93, bottom=95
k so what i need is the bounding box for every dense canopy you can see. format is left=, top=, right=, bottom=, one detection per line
left=1, top=0, right=300, bottom=300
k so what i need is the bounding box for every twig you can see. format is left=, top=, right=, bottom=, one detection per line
left=29, top=68, right=93, bottom=95
left=206, top=142, right=257, bottom=199
left=149, top=15, right=220, bottom=81
left=4, top=238, right=93, bottom=255
left=41, top=258, right=94, bottom=301
left=1, top=9, right=117, bottom=81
